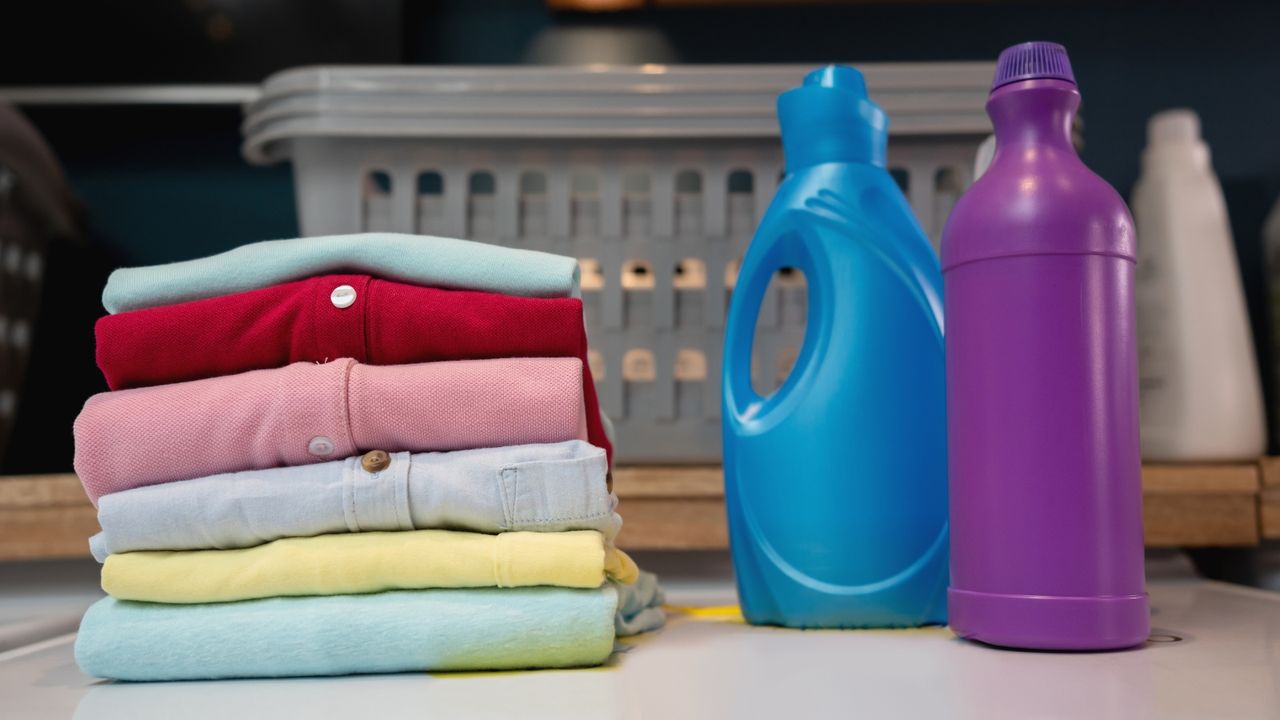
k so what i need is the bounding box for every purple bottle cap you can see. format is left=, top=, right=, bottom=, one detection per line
left=992, top=41, right=1075, bottom=90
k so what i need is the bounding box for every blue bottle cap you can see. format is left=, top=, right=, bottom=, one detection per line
left=777, top=65, right=888, bottom=172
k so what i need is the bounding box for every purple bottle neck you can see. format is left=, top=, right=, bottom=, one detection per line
left=942, top=75, right=1135, bottom=272
left=987, top=78, right=1079, bottom=152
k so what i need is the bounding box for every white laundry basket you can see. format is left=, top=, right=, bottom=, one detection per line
left=242, top=64, right=993, bottom=463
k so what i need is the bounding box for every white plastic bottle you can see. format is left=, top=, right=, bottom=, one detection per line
left=1266, top=195, right=1280, bottom=446
left=1134, top=109, right=1265, bottom=460
left=972, top=134, right=996, bottom=180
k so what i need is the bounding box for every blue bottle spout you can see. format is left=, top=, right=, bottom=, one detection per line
left=777, top=64, right=888, bottom=172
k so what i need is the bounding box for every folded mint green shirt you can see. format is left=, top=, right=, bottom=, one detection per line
left=76, top=586, right=618, bottom=680
left=102, top=233, right=581, bottom=313
left=77, top=579, right=664, bottom=680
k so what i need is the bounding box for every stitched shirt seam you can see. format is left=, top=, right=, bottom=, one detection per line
left=342, top=460, right=359, bottom=533
left=511, top=510, right=614, bottom=524
left=351, top=470, right=363, bottom=531
left=340, top=359, right=359, bottom=451
left=307, top=276, right=323, bottom=362
left=394, top=457, right=413, bottom=530
left=496, top=467, right=515, bottom=531
left=361, top=276, right=374, bottom=364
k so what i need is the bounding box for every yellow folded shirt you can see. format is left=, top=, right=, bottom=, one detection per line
left=102, top=529, right=639, bottom=604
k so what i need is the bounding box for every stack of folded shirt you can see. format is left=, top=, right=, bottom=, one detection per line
left=72, top=233, right=664, bottom=682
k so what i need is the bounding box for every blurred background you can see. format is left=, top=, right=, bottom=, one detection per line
left=0, top=0, right=1277, bottom=580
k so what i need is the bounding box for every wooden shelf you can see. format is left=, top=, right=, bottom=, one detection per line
left=613, top=462, right=1264, bottom=550
left=0, top=474, right=99, bottom=561
left=1258, top=458, right=1280, bottom=541
left=1142, top=463, right=1260, bottom=547
left=0, top=463, right=1268, bottom=560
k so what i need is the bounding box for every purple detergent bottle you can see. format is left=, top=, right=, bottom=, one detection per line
left=942, top=42, right=1149, bottom=650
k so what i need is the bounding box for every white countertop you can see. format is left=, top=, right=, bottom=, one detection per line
left=3, top=552, right=1279, bottom=719
left=0, top=560, right=103, bottom=653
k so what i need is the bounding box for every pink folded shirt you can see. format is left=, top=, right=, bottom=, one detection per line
left=73, top=357, right=588, bottom=505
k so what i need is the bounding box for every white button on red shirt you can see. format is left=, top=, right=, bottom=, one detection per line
left=330, top=284, right=357, bottom=309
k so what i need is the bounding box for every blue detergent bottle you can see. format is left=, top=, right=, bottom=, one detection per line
left=722, top=65, right=948, bottom=628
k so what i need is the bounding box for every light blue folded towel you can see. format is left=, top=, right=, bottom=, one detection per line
left=76, top=586, right=620, bottom=681
left=615, top=571, right=667, bottom=637
left=102, top=233, right=581, bottom=314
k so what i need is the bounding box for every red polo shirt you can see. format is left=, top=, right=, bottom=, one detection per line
left=95, top=274, right=612, bottom=463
